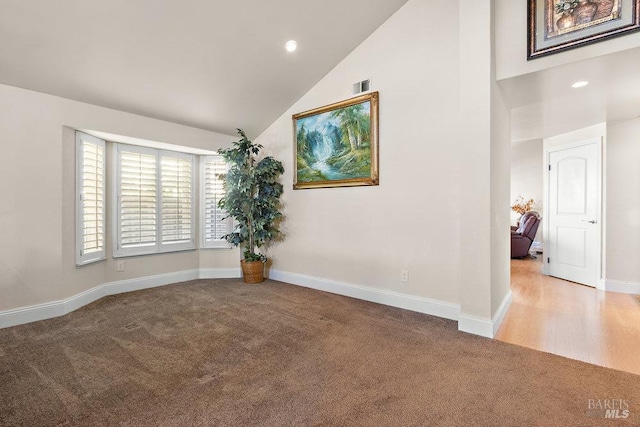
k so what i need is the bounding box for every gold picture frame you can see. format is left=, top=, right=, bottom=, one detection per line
left=528, top=0, right=640, bottom=59
left=292, top=92, right=379, bottom=190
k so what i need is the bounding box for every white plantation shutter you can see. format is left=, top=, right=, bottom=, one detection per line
left=76, top=132, right=106, bottom=265
left=115, top=145, right=195, bottom=257
left=201, top=156, right=231, bottom=248
left=119, top=147, right=157, bottom=251
left=160, top=153, right=194, bottom=246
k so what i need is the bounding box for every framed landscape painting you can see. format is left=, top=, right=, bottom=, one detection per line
left=292, top=92, right=379, bottom=190
left=528, top=0, right=640, bottom=59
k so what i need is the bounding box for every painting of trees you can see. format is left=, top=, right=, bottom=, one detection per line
left=293, top=92, right=379, bottom=189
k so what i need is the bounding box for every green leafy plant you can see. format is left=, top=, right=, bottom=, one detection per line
left=218, top=129, right=284, bottom=262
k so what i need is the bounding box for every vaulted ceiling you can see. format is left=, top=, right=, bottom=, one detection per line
left=0, top=0, right=409, bottom=138
left=2, top=1, right=638, bottom=142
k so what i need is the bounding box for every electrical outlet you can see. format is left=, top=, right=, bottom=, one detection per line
left=400, top=270, right=409, bottom=283
left=116, top=260, right=125, bottom=272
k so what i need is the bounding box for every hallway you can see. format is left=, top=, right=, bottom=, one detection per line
left=496, top=257, right=640, bottom=376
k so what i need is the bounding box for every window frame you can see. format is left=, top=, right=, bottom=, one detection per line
left=76, top=131, right=107, bottom=266
left=200, top=155, right=232, bottom=249
left=113, top=144, right=196, bottom=258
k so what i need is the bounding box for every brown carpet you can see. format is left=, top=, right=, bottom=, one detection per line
left=1, top=279, right=638, bottom=426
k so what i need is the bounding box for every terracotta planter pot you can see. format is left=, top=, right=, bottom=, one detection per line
left=241, top=260, right=265, bottom=284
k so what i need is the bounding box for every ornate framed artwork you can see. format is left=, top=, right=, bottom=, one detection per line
left=528, top=0, right=640, bottom=59
left=292, top=92, right=379, bottom=190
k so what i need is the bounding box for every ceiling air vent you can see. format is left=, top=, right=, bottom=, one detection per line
left=352, top=79, right=370, bottom=95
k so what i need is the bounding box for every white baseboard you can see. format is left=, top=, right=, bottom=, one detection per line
left=105, top=269, right=200, bottom=295
left=199, top=268, right=241, bottom=279
left=492, top=290, right=512, bottom=337
left=458, top=314, right=494, bottom=338
left=0, top=300, right=67, bottom=329
left=458, top=290, right=512, bottom=339
left=268, top=269, right=460, bottom=321
left=605, top=279, right=640, bottom=295
left=2, top=267, right=516, bottom=340
left=64, top=284, right=107, bottom=314
left=0, top=269, right=229, bottom=329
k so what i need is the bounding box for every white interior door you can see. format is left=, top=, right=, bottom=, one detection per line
left=547, top=141, right=601, bottom=287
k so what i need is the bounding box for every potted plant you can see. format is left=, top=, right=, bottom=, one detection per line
left=510, top=195, right=536, bottom=229
left=218, top=129, right=284, bottom=283
left=510, top=196, right=535, bottom=217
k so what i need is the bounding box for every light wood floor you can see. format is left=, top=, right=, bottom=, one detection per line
left=496, top=256, right=640, bottom=376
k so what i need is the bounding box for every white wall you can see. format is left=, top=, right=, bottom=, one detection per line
left=256, top=0, right=511, bottom=333
left=458, top=0, right=512, bottom=333
left=511, top=138, right=544, bottom=240
left=0, top=83, right=238, bottom=312
left=457, top=0, right=511, bottom=329
left=606, top=117, right=640, bottom=283
left=257, top=0, right=463, bottom=305
left=495, top=0, right=640, bottom=80
left=490, top=49, right=512, bottom=321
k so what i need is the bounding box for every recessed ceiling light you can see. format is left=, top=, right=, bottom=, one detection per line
left=571, top=81, right=589, bottom=88
left=285, top=40, right=297, bottom=52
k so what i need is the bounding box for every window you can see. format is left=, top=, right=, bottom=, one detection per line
left=114, top=144, right=195, bottom=257
left=161, top=155, right=194, bottom=245
left=76, top=132, right=106, bottom=265
left=200, top=155, right=231, bottom=248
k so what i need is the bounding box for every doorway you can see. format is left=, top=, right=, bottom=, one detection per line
left=544, top=139, right=603, bottom=287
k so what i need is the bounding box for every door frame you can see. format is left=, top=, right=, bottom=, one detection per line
left=542, top=137, right=605, bottom=290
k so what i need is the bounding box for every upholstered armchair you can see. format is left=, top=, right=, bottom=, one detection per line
left=511, top=211, right=541, bottom=259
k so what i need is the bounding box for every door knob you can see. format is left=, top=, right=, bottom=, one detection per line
left=581, top=219, right=597, bottom=224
